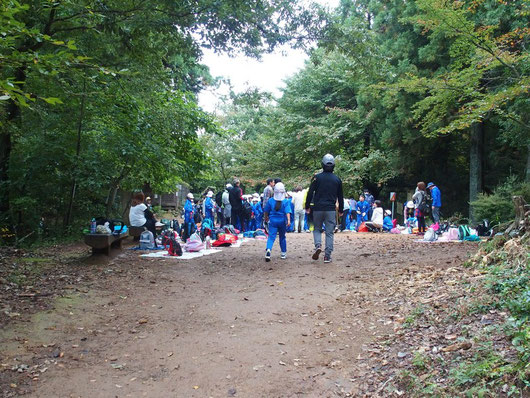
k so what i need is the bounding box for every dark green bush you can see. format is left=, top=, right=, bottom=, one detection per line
left=470, top=178, right=530, bottom=225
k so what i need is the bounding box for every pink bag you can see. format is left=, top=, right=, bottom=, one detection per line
left=184, top=233, right=203, bottom=252
left=447, top=228, right=459, bottom=241
left=390, top=227, right=401, bottom=234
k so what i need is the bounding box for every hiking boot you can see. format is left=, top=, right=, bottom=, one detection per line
left=280, top=252, right=287, bottom=260
left=265, top=249, right=271, bottom=262
left=312, top=247, right=322, bottom=260
left=324, top=255, right=332, bottom=263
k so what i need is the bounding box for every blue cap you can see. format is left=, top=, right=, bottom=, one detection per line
left=427, top=182, right=434, bottom=188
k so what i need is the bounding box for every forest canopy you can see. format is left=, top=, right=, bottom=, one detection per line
left=1, top=0, right=529, bottom=242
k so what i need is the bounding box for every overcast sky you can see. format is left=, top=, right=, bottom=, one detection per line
left=198, top=0, right=340, bottom=113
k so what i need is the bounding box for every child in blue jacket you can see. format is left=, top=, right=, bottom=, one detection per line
left=356, top=194, right=370, bottom=230
left=383, top=210, right=393, bottom=231
left=249, top=194, right=263, bottom=231
left=263, top=183, right=291, bottom=261
left=183, top=193, right=196, bottom=239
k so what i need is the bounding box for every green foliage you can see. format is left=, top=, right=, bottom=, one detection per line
left=470, top=178, right=530, bottom=225
left=1, top=0, right=325, bottom=242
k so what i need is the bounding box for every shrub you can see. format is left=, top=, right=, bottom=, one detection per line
left=470, top=177, right=530, bottom=226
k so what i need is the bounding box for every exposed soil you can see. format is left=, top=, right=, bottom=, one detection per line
left=0, top=233, right=477, bottom=397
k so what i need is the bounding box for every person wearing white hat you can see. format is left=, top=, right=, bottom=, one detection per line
left=249, top=193, right=262, bottom=231
left=204, top=190, right=215, bottom=224
left=183, top=192, right=196, bottom=240
left=383, top=209, right=393, bottom=231
left=263, top=182, right=291, bottom=261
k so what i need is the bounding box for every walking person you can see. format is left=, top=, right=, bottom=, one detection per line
left=291, top=187, right=305, bottom=233
left=263, top=183, right=292, bottom=262
left=305, top=154, right=344, bottom=263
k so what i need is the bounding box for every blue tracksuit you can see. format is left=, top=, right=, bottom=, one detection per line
left=249, top=202, right=263, bottom=231
left=184, top=199, right=196, bottom=236
left=204, top=197, right=215, bottom=222
left=356, top=200, right=370, bottom=228
left=264, top=198, right=292, bottom=253
left=286, top=198, right=295, bottom=232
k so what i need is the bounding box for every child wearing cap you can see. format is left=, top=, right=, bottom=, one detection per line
left=249, top=194, right=262, bottom=231
left=183, top=193, right=196, bottom=240
left=383, top=209, right=393, bottom=231
left=204, top=191, right=215, bottom=224
left=263, top=182, right=292, bottom=261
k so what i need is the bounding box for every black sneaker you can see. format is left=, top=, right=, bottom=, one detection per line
left=265, top=249, right=271, bottom=262
left=312, top=247, right=322, bottom=260
left=324, top=255, right=332, bottom=263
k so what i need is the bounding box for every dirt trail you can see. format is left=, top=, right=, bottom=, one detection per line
left=1, top=233, right=476, bottom=397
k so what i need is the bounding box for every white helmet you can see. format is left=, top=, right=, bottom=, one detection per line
left=207, top=191, right=214, bottom=197
left=187, top=193, right=194, bottom=199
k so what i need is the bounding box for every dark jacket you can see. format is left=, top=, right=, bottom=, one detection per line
left=229, top=186, right=243, bottom=209
left=305, top=171, right=344, bottom=213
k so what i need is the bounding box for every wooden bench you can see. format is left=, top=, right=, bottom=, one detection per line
left=84, top=231, right=129, bottom=255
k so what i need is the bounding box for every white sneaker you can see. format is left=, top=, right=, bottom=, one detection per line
left=265, top=249, right=271, bottom=262
left=280, top=252, right=287, bottom=259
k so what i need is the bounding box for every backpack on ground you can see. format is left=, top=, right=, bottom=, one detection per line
left=168, top=236, right=182, bottom=256
left=224, top=224, right=239, bottom=235
left=475, top=219, right=492, bottom=237
left=215, top=191, right=223, bottom=208
left=139, top=230, right=155, bottom=249
left=424, top=228, right=438, bottom=242
left=458, top=225, right=472, bottom=241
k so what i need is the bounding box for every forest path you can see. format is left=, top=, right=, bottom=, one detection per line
left=1, top=233, right=476, bottom=397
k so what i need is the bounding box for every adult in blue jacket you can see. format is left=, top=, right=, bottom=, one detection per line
left=204, top=191, right=215, bottom=224
left=356, top=194, right=370, bottom=230
left=427, top=182, right=442, bottom=224
left=183, top=193, right=196, bottom=239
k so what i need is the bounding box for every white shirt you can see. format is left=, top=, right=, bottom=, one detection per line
left=371, top=207, right=384, bottom=225
left=129, top=203, right=147, bottom=226
left=343, top=198, right=350, bottom=210
left=291, top=191, right=305, bottom=211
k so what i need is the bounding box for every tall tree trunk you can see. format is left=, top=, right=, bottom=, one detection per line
left=64, top=77, right=87, bottom=226
left=363, top=127, right=370, bottom=155
left=106, top=183, right=119, bottom=219
left=526, top=143, right=530, bottom=183
left=469, top=122, right=484, bottom=222
left=0, top=67, right=26, bottom=216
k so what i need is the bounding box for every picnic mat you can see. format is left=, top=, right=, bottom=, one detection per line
left=140, top=248, right=222, bottom=259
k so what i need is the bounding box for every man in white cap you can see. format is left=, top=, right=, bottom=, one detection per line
left=305, top=154, right=344, bottom=263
